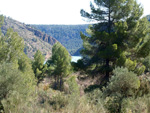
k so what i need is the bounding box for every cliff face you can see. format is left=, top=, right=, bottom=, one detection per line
left=1, top=17, right=57, bottom=59
left=25, top=25, right=57, bottom=45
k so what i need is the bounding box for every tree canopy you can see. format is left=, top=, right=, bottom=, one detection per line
left=0, top=15, right=36, bottom=112
left=80, top=0, right=150, bottom=81
left=32, top=50, right=47, bottom=82
left=47, top=42, right=71, bottom=90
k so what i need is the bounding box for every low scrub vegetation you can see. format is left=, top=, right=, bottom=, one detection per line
left=1, top=0, right=150, bottom=112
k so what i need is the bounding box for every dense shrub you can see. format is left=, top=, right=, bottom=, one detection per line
left=136, top=75, right=150, bottom=97
left=103, top=67, right=140, bottom=112
left=49, top=93, right=68, bottom=110
left=121, top=97, right=149, bottom=113
left=0, top=63, right=36, bottom=113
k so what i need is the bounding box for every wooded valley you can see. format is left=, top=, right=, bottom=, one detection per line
left=1, top=0, right=150, bottom=113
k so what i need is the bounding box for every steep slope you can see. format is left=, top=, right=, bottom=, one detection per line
left=32, top=25, right=89, bottom=55
left=1, top=17, right=57, bottom=59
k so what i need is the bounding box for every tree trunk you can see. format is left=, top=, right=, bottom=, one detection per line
left=59, top=75, right=63, bottom=91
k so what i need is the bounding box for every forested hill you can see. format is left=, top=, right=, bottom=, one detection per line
left=1, top=17, right=57, bottom=59
left=31, top=24, right=89, bottom=55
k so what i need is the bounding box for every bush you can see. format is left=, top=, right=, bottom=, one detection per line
left=125, top=58, right=145, bottom=75
left=104, top=96, right=121, bottom=113
left=86, top=88, right=103, bottom=104
left=104, top=67, right=140, bottom=97
left=121, top=97, right=148, bottom=113
left=103, top=67, right=140, bottom=112
left=49, top=92, right=68, bottom=110
left=0, top=62, right=36, bottom=113
left=136, top=75, right=150, bottom=97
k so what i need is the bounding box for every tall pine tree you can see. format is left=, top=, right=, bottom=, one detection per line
left=80, top=0, right=150, bottom=81
left=47, top=42, right=71, bottom=90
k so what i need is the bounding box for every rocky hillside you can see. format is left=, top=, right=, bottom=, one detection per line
left=1, top=17, right=57, bottom=59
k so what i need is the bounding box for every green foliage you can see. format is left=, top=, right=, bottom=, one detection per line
left=135, top=65, right=145, bottom=76
left=121, top=97, right=149, bottom=113
left=116, top=52, right=126, bottom=66
left=0, top=15, right=4, bottom=35
left=65, top=75, right=80, bottom=95
left=49, top=93, right=68, bottom=110
left=2, top=17, right=54, bottom=59
left=143, top=55, right=150, bottom=72
left=80, top=0, right=150, bottom=80
left=86, top=89, right=103, bottom=104
left=0, top=63, right=36, bottom=113
left=47, top=42, right=71, bottom=90
left=0, top=28, right=24, bottom=64
left=104, top=67, right=140, bottom=98
left=52, top=43, right=71, bottom=76
left=125, top=58, right=137, bottom=71
left=125, top=58, right=145, bottom=75
left=125, top=59, right=145, bottom=75
left=104, top=96, right=121, bottom=113
left=32, top=25, right=89, bottom=55
left=72, top=59, right=85, bottom=71
left=0, top=16, right=36, bottom=112
left=32, top=50, right=47, bottom=82
left=0, top=63, right=22, bottom=100
left=136, top=75, right=150, bottom=97
left=103, top=67, right=140, bottom=112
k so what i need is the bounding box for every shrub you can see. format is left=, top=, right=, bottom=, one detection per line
left=121, top=97, right=148, bottom=113
left=103, top=67, right=140, bottom=112
left=104, top=67, right=140, bottom=98
left=104, top=96, right=120, bottom=113
left=86, top=88, right=103, bottom=104
left=49, top=93, right=68, bottom=110
left=136, top=75, right=150, bottom=97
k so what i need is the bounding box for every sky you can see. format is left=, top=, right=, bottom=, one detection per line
left=0, top=0, right=149, bottom=25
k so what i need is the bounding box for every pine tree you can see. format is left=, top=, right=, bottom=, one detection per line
left=47, top=42, right=71, bottom=90
left=32, top=50, right=47, bottom=82
left=0, top=15, right=36, bottom=112
left=80, top=0, right=150, bottom=81
left=0, top=28, right=24, bottom=64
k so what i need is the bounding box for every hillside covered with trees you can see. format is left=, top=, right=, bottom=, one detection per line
left=1, top=17, right=57, bottom=59
left=1, top=0, right=150, bottom=113
left=32, top=24, right=89, bottom=55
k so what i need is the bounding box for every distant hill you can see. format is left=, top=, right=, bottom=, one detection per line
left=31, top=24, right=89, bottom=55
left=1, top=17, right=57, bottom=59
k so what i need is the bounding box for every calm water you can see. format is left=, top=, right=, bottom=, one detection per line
left=71, top=56, right=82, bottom=62
left=44, top=56, right=82, bottom=64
